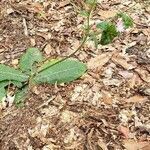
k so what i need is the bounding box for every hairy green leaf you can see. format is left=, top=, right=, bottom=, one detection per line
left=0, top=81, right=8, bottom=101
left=0, top=80, right=22, bottom=88
left=89, top=32, right=99, bottom=49
left=0, top=80, right=22, bottom=102
left=11, top=81, right=23, bottom=88
left=80, top=10, right=90, bottom=17
left=14, top=86, right=28, bottom=106
left=117, top=12, right=133, bottom=28
left=37, top=59, right=61, bottom=72
left=96, top=21, right=109, bottom=30
left=0, top=81, right=11, bottom=88
left=19, top=48, right=43, bottom=74
left=97, top=21, right=118, bottom=45
left=33, top=59, right=87, bottom=84
left=0, top=88, right=6, bottom=102
left=0, top=64, right=28, bottom=82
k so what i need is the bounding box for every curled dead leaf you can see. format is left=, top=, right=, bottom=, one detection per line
left=87, top=53, right=112, bottom=70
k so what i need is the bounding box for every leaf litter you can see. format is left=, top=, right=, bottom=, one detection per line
left=0, top=0, right=150, bottom=149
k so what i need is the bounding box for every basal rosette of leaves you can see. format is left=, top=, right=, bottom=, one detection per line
left=0, top=48, right=87, bottom=106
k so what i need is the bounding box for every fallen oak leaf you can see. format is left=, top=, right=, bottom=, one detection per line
left=87, top=53, right=112, bottom=70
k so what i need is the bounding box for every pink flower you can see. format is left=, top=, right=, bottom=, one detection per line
left=116, top=18, right=125, bottom=32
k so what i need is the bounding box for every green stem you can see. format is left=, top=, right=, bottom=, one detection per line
left=37, top=1, right=96, bottom=74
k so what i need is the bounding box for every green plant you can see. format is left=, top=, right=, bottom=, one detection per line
left=0, top=48, right=87, bottom=106
left=0, top=0, right=133, bottom=106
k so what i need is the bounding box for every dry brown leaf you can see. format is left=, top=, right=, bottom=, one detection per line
left=125, top=95, right=148, bottom=103
left=60, top=110, right=77, bottom=123
left=146, top=65, right=150, bottom=72
left=44, top=44, right=53, bottom=55
left=135, top=68, right=150, bottom=83
left=117, top=125, right=130, bottom=139
left=30, top=38, right=36, bottom=46
left=27, top=3, right=44, bottom=13
left=87, top=53, right=112, bottom=70
left=6, top=8, right=14, bottom=15
left=128, top=74, right=143, bottom=88
left=36, top=32, right=50, bottom=40
left=98, top=139, right=108, bottom=150
left=112, top=54, right=135, bottom=70
left=98, top=10, right=117, bottom=19
left=142, top=145, right=150, bottom=150
left=123, top=140, right=150, bottom=150
left=0, top=48, right=4, bottom=53
left=103, top=78, right=122, bottom=87
left=58, top=0, right=70, bottom=8
left=118, top=70, right=133, bottom=79
left=101, top=91, right=113, bottom=105
left=142, top=29, right=150, bottom=36
left=71, top=39, right=80, bottom=50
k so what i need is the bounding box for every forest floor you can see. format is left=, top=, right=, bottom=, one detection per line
left=0, top=0, right=150, bottom=150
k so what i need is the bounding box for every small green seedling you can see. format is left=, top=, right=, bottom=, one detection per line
left=0, top=0, right=133, bottom=106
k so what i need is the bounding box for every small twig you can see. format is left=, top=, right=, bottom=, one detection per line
left=22, top=18, right=28, bottom=36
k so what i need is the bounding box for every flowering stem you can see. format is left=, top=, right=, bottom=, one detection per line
left=38, top=1, right=96, bottom=73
